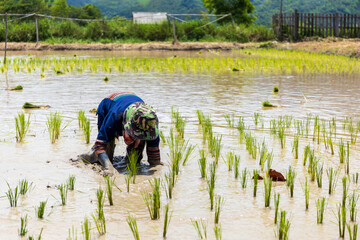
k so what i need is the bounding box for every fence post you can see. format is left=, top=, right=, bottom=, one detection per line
left=334, top=13, right=339, bottom=37
left=4, top=12, right=8, bottom=65
left=172, top=18, right=178, bottom=45
left=294, top=9, right=299, bottom=41
left=35, top=14, right=39, bottom=46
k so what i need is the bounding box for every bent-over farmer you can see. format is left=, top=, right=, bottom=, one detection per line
left=80, top=92, right=161, bottom=170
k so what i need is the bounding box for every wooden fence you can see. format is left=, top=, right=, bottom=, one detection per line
left=273, top=10, right=360, bottom=40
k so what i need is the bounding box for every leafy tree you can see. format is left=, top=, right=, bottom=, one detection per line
left=0, top=0, right=48, bottom=14
left=202, top=0, right=255, bottom=25
left=51, top=0, right=69, bottom=17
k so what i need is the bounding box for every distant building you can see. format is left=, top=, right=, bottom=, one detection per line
left=132, top=12, right=168, bottom=24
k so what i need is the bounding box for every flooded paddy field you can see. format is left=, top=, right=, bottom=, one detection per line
left=1, top=50, right=360, bottom=239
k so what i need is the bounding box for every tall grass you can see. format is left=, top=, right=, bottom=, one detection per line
left=15, top=112, right=31, bottom=142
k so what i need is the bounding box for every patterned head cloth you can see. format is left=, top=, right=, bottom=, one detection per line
left=123, top=102, right=159, bottom=140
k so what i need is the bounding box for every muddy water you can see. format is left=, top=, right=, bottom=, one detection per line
left=1, top=51, right=360, bottom=239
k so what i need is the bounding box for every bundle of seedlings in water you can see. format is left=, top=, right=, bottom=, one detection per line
left=207, top=162, right=217, bottom=210
left=214, top=224, right=222, bottom=240
left=163, top=204, right=172, bottom=238
left=274, top=193, right=280, bottom=224
left=273, top=86, right=279, bottom=93
left=67, top=175, right=76, bottom=191
left=92, top=187, right=106, bottom=234
left=337, top=203, right=347, bottom=238
left=277, top=210, right=290, bottom=240
left=127, top=214, right=140, bottom=240
left=127, top=150, right=140, bottom=184
left=327, top=167, right=339, bottom=195
left=224, top=151, right=234, bottom=171
left=234, top=155, right=240, bottom=179
left=192, top=219, right=207, bottom=240
left=58, top=184, right=68, bottom=206
left=5, top=183, right=19, bottom=207
left=262, top=101, right=275, bottom=107
left=224, top=113, right=235, bottom=128
left=19, top=214, right=28, bottom=236
left=35, top=200, right=47, bottom=219
left=81, top=217, right=91, bottom=240
left=15, top=112, right=31, bottom=143
left=214, top=195, right=224, bottom=225
left=316, top=197, right=326, bottom=224
left=264, top=177, right=272, bottom=207
left=291, top=135, right=299, bottom=159
left=241, top=168, right=249, bottom=189
left=198, top=149, right=207, bottom=178
left=315, top=162, right=324, bottom=188
left=11, top=85, right=23, bottom=91
left=46, top=112, right=68, bottom=144
left=347, top=223, right=358, bottom=240
left=349, top=190, right=359, bottom=222
left=22, top=102, right=41, bottom=109
left=253, top=169, right=259, bottom=197
left=286, top=166, right=296, bottom=197
left=19, top=179, right=33, bottom=195
left=142, top=178, right=161, bottom=220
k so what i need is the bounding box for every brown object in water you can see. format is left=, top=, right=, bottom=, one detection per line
left=269, top=169, right=286, bottom=181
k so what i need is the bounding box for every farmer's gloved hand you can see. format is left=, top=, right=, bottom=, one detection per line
left=98, top=152, right=111, bottom=170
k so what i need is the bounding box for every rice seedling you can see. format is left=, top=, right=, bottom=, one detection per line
left=278, top=124, right=286, bottom=149
left=237, top=116, right=246, bottom=140
left=58, top=184, right=68, bottom=206
left=224, top=151, right=234, bottom=171
left=207, top=162, right=217, bottom=210
left=67, top=175, right=76, bottom=191
left=224, top=113, right=235, bottom=128
left=342, top=176, right=349, bottom=207
left=214, top=224, right=222, bottom=240
left=46, top=112, right=68, bottom=143
left=241, top=168, right=249, bottom=189
left=192, top=219, right=207, bottom=240
left=15, top=112, right=31, bottom=143
left=163, top=172, right=176, bottom=199
left=266, top=152, right=274, bottom=174
left=127, top=150, right=140, bottom=184
left=345, top=141, right=350, bottom=175
left=245, top=133, right=257, bottom=159
left=163, top=203, right=172, bottom=238
left=92, top=187, right=106, bottom=234
left=234, top=154, right=240, bottom=179
left=19, top=179, right=33, bottom=195
left=196, top=109, right=205, bottom=125
left=259, top=140, right=267, bottom=170
left=125, top=173, right=131, bottom=193
left=337, top=203, right=347, bottom=238
left=327, top=133, right=334, bottom=155
left=303, top=144, right=311, bottom=166
left=347, top=223, right=358, bottom=240
left=104, top=175, right=115, bottom=206
left=214, top=195, right=224, bottom=225
left=264, top=177, right=272, bottom=207
left=182, top=142, right=196, bottom=166
left=274, top=193, right=280, bottom=224
left=35, top=200, right=47, bottom=219
left=142, top=178, right=161, bottom=220
left=316, top=197, right=326, bottom=224
left=198, top=149, right=207, bottom=178
left=253, top=169, right=259, bottom=197
left=349, top=190, right=359, bottom=222
left=307, top=151, right=317, bottom=182
left=83, top=119, right=91, bottom=144
left=286, top=166, right=296, bottom=197
left=19, top=214, right=28, bottom=236
left=171, top=108, right=186, bottom=138
left=277, top=210, right=290, bottom=240
left=81, top=217, right=91, bottom=240
left=302, top=177, right=310, bottom=210
left=315, top=162, right=324, bottom=188
left=127, top=214, right=140, bottom=240
left=253, top=112, right=262, bottom=127
left=327, top=167, right=339, bottom=195
left=339, top=138, right=346, bottom=164
left=159, top=130, right=166, bottom=144
left=5, top=183, right=19, bottom=207
left=67, top=226, right=77, bottom=240
left=77, top=110, right=85, bottom=129
left=28, top=228, right=43, bottom=240
left=353, top=173, right=359, bottom=184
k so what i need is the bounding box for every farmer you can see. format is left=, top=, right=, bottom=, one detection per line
left=80, top=92, right=161, bottom=170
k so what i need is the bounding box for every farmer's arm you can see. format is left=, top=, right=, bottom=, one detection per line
left=146, top=136, right=161, bottom=165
